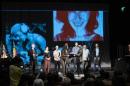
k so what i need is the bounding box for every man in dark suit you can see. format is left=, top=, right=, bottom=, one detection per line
left=28, top=43, right=37, bottom=74
left=93, top=43, right=101, bottom=71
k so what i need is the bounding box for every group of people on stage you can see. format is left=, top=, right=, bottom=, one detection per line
left=42, top=42, right=101, bottom=75
left=0, top=42, right=102, bottom=76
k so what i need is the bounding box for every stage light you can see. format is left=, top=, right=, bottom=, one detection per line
left=121, top=6, right=126, bottom=12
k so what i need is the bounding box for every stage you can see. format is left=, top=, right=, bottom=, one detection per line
left=22, top=61, right=111, bottom=79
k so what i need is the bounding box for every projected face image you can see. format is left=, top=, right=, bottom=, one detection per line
left=68, top=11, right=89, bottom=28
left=68, top=11, right=89, bottom=41
left=53, top=11, right=103, bottom=41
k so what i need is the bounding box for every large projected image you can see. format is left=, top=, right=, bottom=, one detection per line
left=53, top=11, right=104, bottom=41
left=1, top=11, right=52, bottom=65
left=6, top=23, right=46, bottom=64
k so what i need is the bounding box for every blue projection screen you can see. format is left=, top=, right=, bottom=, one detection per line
left=2, top=10, right=52, bottom=65
left=53, top=11, right=104, bottom=41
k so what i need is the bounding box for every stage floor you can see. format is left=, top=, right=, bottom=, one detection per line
left=22, top=61, right=111, bottom=79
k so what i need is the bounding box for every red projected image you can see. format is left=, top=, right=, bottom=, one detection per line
left=53, top=11, right=103, bottom=41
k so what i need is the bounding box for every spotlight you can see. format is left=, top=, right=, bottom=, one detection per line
left=121, top=6, right=126, bottom=12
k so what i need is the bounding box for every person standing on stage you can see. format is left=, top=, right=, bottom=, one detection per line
left=44, top=46, right=51, bottom=74
left=71, top=42, right=80, bottom=63
left=81, top=45, right=90, bottom=71
left=71, top=42, right=80, bottom=55
left=28, top=43, right=37, bottom=74
left=93, top=43, right=101, bottom=71
left=53, top=45, right=61, bottom=73
left=1, top=44, right=8, bottom=59
left=76, top=44, right=82, bottom=75
left=61, top=43, right=70, bottom=75
left=70, top=42, right=80, bottom=73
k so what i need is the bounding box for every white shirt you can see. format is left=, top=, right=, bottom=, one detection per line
left=95, top=48, right=99, bottom=57
left=53, top=50, right=61, bottom=61
left=82, top=48, right=90, bottom=61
